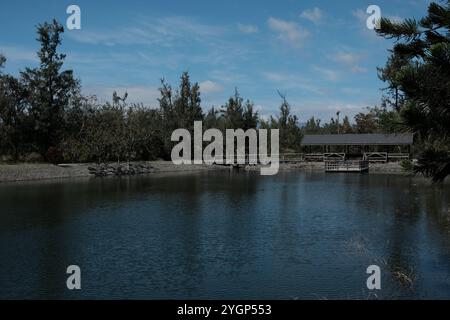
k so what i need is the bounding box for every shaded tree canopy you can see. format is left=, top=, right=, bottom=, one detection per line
left=220, top=88, right=259, bottom=131
left=20, top=19, right=80, bottom=157
left=272, top=93, right=303, bottom=152
left=377, top=0, right=450, bottom=182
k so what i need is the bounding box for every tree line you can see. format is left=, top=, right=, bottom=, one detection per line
left=0, top=20, right=303, bottom=164
left=0, top=19, right=391, bottom=165
left=0, top=20, right=398, bottom=164
left=1, top=0, right=449, bottom=183
left=302, top=103, right=402, bottom=136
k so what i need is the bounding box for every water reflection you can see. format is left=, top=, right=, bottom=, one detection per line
left=0, top=172, right=449, bottom=299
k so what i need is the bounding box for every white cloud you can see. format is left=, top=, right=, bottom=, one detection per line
left=300, top=8, right=323, bottom=25
left=66, top=16, right=250, bottom=70
left=352, top=9, right=367, bottom=23
left=199, top=80, right=224, bottom=94
left=263, top=72, right=288, bottom=82
left=328, top=50, right=368, bottom=73
left=329, top=51, right=361, bottom=65
left=209, top=69, right=249, bottom=85
left=351, top=66, right=368, bottom=73
left=292, top=99, right=376, bottom=121
left=262, top=71, right=328, bottom=95
left=267, top=17, right=310, bottom=47
left=0, top=46, right=37, bottom=63
left=68, top=16, right=225, bottom=47
left=313, top=66, right=339, bottom=82
left=237, top=23, right=259, bottom=34
left=341, top=87, right=364, bottom=95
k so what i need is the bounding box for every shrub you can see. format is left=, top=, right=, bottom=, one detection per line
left=46, top=147, right=63, bottom=165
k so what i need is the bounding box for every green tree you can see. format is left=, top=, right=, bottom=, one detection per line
left=0, top=54, right=5, bottom=70
left=221, top=88, right=245, bottom=129
left=174, top=72, right=203, bottom=129
left=377, top=1, right=450, bottom=181
left=242, top=100, right=259, bottom=130
left=372, top=103, right=403, bottom=133
left=204, top=107, right=222, bottom=129
left=322, top=117, right=339, bottom=134
left=304, top=116, right=321, bottom=134
left=0, top=57, right=31, bottom=160
left=86, top=101, right=125, bottom=163
left=0, top=75, right=29, bottom=160
left=272, top=93, right=303, bottom=152
left=60, top=95, right=97, bottom=162
left=221, top=89, right=259, bottom=130
left=354, top=110, right=378, bottom=134
left=341, top=115, right=353, bottom=134
left=126, top=106, right=164, bottom=161
left=158, top=72, right=204, bottom=158
left=377, top=54, right=408, bottom=111
left=20, top=19, right=79, bottom=158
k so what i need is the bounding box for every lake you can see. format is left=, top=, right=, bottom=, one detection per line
left=1, top=171, right=449, bottom=299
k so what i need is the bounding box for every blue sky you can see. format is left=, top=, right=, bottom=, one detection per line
left=0, top=0, right=433, bottom=121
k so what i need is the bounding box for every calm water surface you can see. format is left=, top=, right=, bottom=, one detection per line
left=1, top=171, right=449, bottom=299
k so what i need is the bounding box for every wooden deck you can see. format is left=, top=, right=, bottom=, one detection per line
left=215, top=152, right=406, bottom=174
left=325, top=160, right=369, bottom=173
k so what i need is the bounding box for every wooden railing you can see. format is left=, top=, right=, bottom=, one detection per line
left=215, top=153, right=305, bottom=165
left=304, top=153, right=347, bottom=162
left=325, top=160, right=369, bottom=172
left=388, top=153, right=410, bottom=161
left=279, top=153, right=304, bottom=163
left=305, top=153, right=325, bottom=162
left=363, top=152, right=388, bottom=163
left=363, top=152, right=410, bottom=163
left=324, top=153, right=346, bottom=160
left=212, top=152, right=410, bottom=166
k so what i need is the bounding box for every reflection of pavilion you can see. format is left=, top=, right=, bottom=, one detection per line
left=302, top=134, right=414, bottom=163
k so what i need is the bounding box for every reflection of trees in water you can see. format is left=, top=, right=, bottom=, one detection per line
left=206, top=171, right=260, bottom=279
left=377, top=179, right=450, bottom=297
left=329, top=174, right=450, bottom=298
left=378, top=178, right=421, bottom=296
left=425, top=186, right=450, bottom=238
left=2, top=172, right=449, bottom=298
left=4, top=182, right=84, bottom=298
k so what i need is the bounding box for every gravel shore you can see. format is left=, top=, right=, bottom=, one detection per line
left=0, top=161, right=408, bottom=183
left=0, top=161, right=223, bottom=183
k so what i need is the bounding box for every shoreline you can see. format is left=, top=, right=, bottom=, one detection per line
left=0, top=161, right=409, bottom=183
left=0, top=161, right=228, bottom=183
